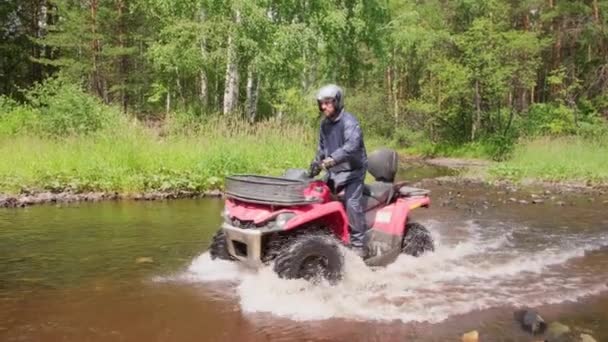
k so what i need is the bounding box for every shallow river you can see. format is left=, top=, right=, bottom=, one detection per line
left=1, top=167, right=607, bottom=341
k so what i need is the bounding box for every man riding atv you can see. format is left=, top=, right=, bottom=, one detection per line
left=208, top=86, right=435, bottom=284
left=310, top=84, right=368, bottom=258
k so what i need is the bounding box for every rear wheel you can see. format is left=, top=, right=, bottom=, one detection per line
left=273, top=233, right=344, bottom=283
left=209, top=229, right=235, bottom=261
left=402, top=222, right=434, bottom=257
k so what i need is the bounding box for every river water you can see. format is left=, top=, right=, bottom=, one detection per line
left=1, top=168, right=607, bottom=341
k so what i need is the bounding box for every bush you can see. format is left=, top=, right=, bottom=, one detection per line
left=518, top=103, right=577, bottom=136
left=0, top=97, right=37, bottom=136
left=23, top=77, right=121, bottom=136
left=266, top=87, right=318, bottom=125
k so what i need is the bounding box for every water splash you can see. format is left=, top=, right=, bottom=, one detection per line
left=165, top=220, right=608, bottom=323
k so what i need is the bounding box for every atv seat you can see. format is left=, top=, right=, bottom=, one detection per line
left=364, top=182, right=393, bottom=203
left=362, top=182, right=394, bottom=212
left=334, top=182, right=393, bottom=212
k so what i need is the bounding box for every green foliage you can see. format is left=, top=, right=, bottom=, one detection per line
left=391, top=127, right=426, bottom=149
left=0, top=119, right=315, bottom=194
left=269, top=87, right=318, bottom=124
left=347, top=90, right=393, bottom=137
left=0, top=77, right=121, bottom=137
left=25, top=77, right=121, bottom=136
left=0, top=97, right=37, bottom=135
left=519, top=103, right=576, bottom=136
left=517, top=102, right=608, bottom=138
left=2, top=0, right=608, bottom=189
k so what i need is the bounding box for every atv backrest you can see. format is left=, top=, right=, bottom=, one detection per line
left=367, top=148, right=398, bottom=182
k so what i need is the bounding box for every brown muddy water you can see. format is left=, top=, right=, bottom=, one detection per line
left=1, top=168, right=608, bottom=341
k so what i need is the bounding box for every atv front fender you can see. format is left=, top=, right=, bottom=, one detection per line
left=282, top=201, right=350, bottom=243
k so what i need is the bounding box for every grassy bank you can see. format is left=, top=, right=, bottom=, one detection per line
left=3, top=79, right=607, bottom=197
left=488, top=137, right=608, bottom=185
left=0, top=120, right=315, bottom=194
left=3, top=129, right=607, bottom=195
left=0, top=117, right=394, bottom=195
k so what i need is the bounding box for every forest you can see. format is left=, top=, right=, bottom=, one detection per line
left=1, top=0, right=607, bottom=193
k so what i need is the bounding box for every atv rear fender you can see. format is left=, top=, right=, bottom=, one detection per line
left=370, top=196, right=430, bottom=236
left=282, top=201, right=350, bottom=243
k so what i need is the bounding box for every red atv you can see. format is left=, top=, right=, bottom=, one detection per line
left=209, top=148, right=434, bottom=282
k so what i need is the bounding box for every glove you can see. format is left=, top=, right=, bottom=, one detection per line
left=321, top=157, right=336, bottom=169
left=309, top=161, right=322, bottom=178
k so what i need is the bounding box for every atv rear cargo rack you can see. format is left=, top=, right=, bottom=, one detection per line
left=225, top=174, right=318, bottom=206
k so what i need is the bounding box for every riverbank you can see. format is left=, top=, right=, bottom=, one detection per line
left=0, top=120, right=314, bottom=196
left=1, top=123, right=607, bottom=208
left=0, top=190, right=223, bottom=208
left=2, top=158, right=607, bottom=209
left=413, top=136, right=608, bottom=194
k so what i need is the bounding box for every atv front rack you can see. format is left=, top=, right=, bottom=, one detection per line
left=225, top=174, right=318, bottom=206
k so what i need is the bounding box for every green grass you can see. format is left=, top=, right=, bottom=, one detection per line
left=3, top=112, right=607, bottom=195
left=0, top=120, right=316, bottom=194
left=0, top=116, right=395, bottom=195
left=488, top=136, right=608, bottom=184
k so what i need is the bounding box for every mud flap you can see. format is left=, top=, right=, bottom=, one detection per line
left=363, top=228, right=402, bottom=267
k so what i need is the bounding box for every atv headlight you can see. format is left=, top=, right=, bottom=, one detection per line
left=222, top=207, right=230, bottom=220
left=275, top=212, right=296, bottom=228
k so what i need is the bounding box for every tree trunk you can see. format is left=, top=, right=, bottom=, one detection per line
left=593, top=0, right=599, bottom=23
left=550, top=0, right=561, bottom=69
left=301, top=49, right=308, bottom=90
left=392, top=74, right=399, bottom=124
left=554, top=33, right=562, bottom=70
left=246, top=65, right=260, bottom=123
left=117, top=0, right=128, bottom=112
left=90, top=0, right=104, bottom=100
left=472, top=79, right=481, bottom=141
left=530, top=86, right=535, bottom=105
left=199, top=7, right=208, bottom=108
left=592, top=0, right=603, bottom=61
left=223, top=9, right=241, bottom=115
left=386, top=65, right=393, bottom=108
left=391, top=52, right=399, bottom=124
left=165, top=88, right=171, bottom=115
left=176, top=69, right=185, bottom=107
left=215, top=76, right=220, bottom=112
left=547, top=0, right=562, bottom=99
left=32, top=0, right=48, bottom=81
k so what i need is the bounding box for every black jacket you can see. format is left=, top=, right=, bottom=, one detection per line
left=314, top=110, right=368, bottom=185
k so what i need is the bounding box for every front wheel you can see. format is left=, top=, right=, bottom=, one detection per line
left=209, top=229, right=235, bottom=261
left=273, top=233, right=344, bottom=283
left=402, top=222, right=434, bottom=257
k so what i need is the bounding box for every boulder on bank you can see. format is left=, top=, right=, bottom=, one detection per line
left=461, top=330, right=479, bottom=342
left=514, top=308, right=547, bottom=335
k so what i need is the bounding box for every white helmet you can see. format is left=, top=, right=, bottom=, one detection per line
left=316, top=84, right=344, bottom=113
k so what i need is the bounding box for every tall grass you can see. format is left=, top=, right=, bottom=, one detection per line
left=0, top=120, right=315, bottom=194
left=0, top=79, right=392, bottom=195
left=489, top=136, right=608, bottom=184
left=6, top=78, right=607, bottom=193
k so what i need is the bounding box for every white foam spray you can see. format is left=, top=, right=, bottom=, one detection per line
left=162, top=220, right=608, bottom=323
